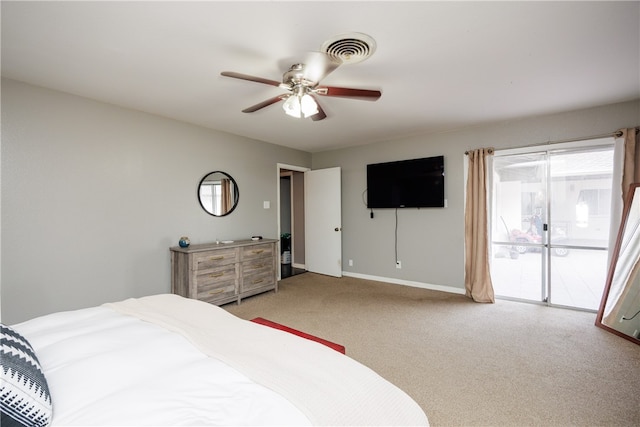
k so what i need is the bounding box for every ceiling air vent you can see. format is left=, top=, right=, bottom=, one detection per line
left=320, top=33, right=376, bottom=65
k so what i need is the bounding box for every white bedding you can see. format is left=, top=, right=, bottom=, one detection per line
left=13, top=294, right=429, bottom=426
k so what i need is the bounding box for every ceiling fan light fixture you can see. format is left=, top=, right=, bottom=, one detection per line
left=282, top=95, right=302, bottom=118
left=282, top=91, right=318, bottom=119
left=221, top=35, right=381, bottom=121
left=300, top=94, right=319, bottom=118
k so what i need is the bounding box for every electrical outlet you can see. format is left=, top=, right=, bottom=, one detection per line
left=348, top=259, right=353, bottom=266
left=396, top=261, right=402, bottom=269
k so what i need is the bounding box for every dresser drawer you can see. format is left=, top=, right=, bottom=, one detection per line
left=241, top=257, right=275, bottom=291
left=193, top=248, right=238, bottom=270
left=241, top=269, right=275, bottom=292
left=241, top=243, right=273, bottom=261
left=195, top=263, right=237, bottom=287
left=197, top=281, right=237, bottom=304
left=242, top=257, right=273, bottom=274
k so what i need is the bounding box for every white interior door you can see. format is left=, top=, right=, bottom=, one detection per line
left=305, top=167, right=342, bottom=277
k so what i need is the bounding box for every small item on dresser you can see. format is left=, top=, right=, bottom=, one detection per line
left=251, top=236, right=262, bottom=241
left=178, top=236, right=190, bottom=248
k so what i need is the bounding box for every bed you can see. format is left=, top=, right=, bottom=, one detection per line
left=1, top=293, right=429, bottom=426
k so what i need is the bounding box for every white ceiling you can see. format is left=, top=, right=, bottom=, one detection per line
left=2, top=1, right=639, bottom=153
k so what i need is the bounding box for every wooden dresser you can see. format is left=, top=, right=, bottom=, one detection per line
left=170, top=239, right=278, bottom=305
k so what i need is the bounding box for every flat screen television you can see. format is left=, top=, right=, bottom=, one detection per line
left=367, top=156, right=444, bottom=208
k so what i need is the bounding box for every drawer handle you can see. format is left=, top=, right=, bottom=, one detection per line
left=252, top=279, right=264, bottom=285
left=252, top=249, right=264, bottom=254
left=209, top=272, right=224, bottom=278
left=253, top=263, right=265, bottom=268
left=209, top=256, right=224, bottom=261
left=209, top=289, right=224, bottom=295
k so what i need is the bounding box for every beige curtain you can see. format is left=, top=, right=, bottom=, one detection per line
left=603, top=128, right=640, bottom=324
left=621, top=128, right=640, bottom=210
left=221, top=179, right=232, bottom=213
left=464, top=148, right=495, bottom=303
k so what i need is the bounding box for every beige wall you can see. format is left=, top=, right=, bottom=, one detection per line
left=1, top=78, right=311, bottom=323
left=2, top=76, right=638, bottom=323
left=313, top=99, right=640, bottom=292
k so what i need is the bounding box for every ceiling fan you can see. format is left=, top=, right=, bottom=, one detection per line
left=220, top=52, right=381, bottom=121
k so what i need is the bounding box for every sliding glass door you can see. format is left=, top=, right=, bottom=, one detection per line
left=546, top=148, right=614, bottom=308
left=491, top=152, right=547, bottom=302
left=490, top=140, right=614, bottom=310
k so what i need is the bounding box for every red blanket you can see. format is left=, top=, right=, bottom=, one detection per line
left=250, top=317, right=345, bottom=354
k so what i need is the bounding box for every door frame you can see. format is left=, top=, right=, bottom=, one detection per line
left=277, top=163, right=310, bottom=280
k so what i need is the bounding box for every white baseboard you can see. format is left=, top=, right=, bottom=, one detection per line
left=342, top=271, right=466, bottom=295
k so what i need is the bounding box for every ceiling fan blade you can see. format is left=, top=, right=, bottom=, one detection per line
left=315, top=86, right=381, bottom=101
left=242, top=95, right=288, bottom=113
left=302, top=52, right=342, bottom=84
left=309, top=97, right=327, bottom=121
left=221, top=71, right=281, bottom=87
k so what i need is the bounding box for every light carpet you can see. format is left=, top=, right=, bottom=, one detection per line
left=225, top=273, right=640, bottom=426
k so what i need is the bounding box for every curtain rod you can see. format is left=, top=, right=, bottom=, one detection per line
left=464, top=127, right=639, bottom=155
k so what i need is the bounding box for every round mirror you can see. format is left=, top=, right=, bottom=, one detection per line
left=197, top=171, right=239, bottom=216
